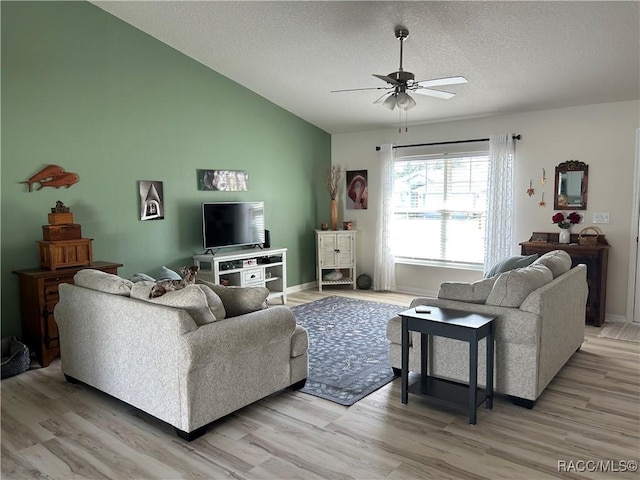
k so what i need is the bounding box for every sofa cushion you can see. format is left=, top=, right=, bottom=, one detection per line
left=198, top=280, right=269, bottom=318
left=438, top=277, right=497, bottom=304
left=532, top=250, right=572, bottom=278
left=484, top=254, right=538, bottom=278
left=130, top=283, right=218, bottom=326
left=485, top=263, right=553, bottom=308
left=74, top=269, right=133, bottom=296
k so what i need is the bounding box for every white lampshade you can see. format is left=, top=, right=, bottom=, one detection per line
left=396, top=92, right=416, bottom=110
left=382, top=94, right=397, bottom=110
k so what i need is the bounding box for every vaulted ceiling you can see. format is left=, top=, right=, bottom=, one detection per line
left=93, top=1, right=640, bottom=134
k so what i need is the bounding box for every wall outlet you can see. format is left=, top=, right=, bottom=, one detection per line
left=593, top=212, right=610, bottom=224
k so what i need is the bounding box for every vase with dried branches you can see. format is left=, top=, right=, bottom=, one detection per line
left=325, top=165, right=341, bottom=230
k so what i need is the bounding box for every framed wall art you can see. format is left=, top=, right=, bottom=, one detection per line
left=198, top=169, right=248, bottom=191
left=139, top=180, right=164, bottom=221
left=530, top=232, right=549, bottom=243
left=346, top=169, right=368, bottom=209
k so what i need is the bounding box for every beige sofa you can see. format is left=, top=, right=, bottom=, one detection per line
left=387, top=250, right=587, bottom=407
left=54, top=270, right=308, bottom=440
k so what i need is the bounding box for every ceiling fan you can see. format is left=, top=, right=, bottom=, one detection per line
left=331, top=27, right=468, bottom=111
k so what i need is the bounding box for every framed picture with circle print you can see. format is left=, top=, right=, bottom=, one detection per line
left=530, top=232, right=548, bottom=243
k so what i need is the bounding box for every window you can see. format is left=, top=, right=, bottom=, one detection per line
left=392, top=152, right=490, bottom=266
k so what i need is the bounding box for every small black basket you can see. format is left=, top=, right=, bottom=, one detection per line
left=1, top=337, right=30, bottom=379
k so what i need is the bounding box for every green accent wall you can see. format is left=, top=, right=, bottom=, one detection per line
left=1, top=1, right=331, bottom=337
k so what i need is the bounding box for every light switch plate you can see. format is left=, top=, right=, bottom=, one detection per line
left=593, top=213, right=610, bottom=224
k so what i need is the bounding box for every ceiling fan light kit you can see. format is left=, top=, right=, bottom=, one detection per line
left=332, top=26, right=468, bottom=130
left=396, top=91, right=416, bottom=110
left=382, top=94, right=397, bottom=110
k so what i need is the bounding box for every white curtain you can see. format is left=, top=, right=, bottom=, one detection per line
left=484, top=134, right=516, bottom=273
left=374, top=144, right=396, bottom=291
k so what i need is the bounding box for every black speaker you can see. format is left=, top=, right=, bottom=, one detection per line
left=264, top=229, right=271, bottom=248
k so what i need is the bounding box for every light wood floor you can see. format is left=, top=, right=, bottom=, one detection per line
left=2, top=288, right=639, bottom=480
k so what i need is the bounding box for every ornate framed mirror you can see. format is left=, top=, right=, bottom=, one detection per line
left=554, top=160, right=588, bottom=210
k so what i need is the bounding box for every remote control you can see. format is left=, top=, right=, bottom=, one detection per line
left=415, top=306, right=431, bottom=314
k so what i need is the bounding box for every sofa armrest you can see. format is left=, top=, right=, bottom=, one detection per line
left=520, top=264, right=587, bottom=394
left=55, top=283, right=199, bottom=429
left=181, top=306, right=297, bottom=369
left=406, top=297, right=540, bottom=345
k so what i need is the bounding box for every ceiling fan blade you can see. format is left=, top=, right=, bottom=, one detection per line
left=415, top=76, right=468, bottom=88
left=414, top=88, right=456, bottom=100
left=373, top=74, right=400, bottom=86
left=331, top=86, right=392, bottom=93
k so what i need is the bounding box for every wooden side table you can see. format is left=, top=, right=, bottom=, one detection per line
left=12, top=261, right=122, bottom=366
left=520, top=233, right=609, bottom=326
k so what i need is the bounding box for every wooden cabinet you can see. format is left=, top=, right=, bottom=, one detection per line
left=37, top=239, right=93, bottom=270
left=520, top=234, right=609, bottom=326
left=13, top=261, right=122, bottom=366
left=315, top=230, right=357, bottom=291
left=193, top=248, right=287, bottom=304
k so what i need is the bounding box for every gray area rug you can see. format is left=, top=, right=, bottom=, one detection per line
left=291, top=296, right=404, bottom=406
left=598, top=321, right=640, bottom=343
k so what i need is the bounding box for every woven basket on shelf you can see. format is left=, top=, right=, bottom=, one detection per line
left=578, top=226, right=602, bottom=246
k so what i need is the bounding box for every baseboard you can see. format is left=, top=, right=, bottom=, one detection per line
left=286, top=281, right=317, bottom=294
left=604, top=313, right=631, bottom=323
left=394, top=286, right=438, bottom=298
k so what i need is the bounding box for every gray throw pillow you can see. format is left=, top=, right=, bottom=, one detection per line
left=532, top=250, right=572, bottom=278
left=198, top=280, right=269, bottom=318
left=158, top=266, right=181, bottom=281
left=198, top=284, right=226, bottom=320
left=130, top=283, right=218, bottom=326
left=130, top=272, right=156, bottom=283
left=438, top=277, right=497, bottom=304
left=485, top=263, right=553, bottom=308
left=484, top=254, right=538, bottom=278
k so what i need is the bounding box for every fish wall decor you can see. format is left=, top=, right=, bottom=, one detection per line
left=21, top=165, right=80, bottom=191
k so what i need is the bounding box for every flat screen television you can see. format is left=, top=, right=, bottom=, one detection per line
left=202, top=201, right=265, bottom=251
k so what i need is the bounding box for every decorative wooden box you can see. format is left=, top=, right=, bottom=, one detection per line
left=37, top=238, right=93, bottom=270
left=42, top=224, right=82, bottom=241
left=47, top=212, right=74, bottom=225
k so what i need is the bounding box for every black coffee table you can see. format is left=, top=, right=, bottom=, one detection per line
left=399, top=306, right=496, bottom=424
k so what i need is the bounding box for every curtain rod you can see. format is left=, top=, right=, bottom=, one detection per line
left=375, top=134, right=521, bottom=151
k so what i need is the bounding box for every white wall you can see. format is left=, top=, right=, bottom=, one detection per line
left=332, top=100, right=640, bottom=321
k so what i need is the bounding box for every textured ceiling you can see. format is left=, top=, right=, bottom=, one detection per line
left=92, top=1, right=640, bottom=134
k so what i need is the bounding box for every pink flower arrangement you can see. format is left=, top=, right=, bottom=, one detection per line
left=552, top=212, right=581, bottom=229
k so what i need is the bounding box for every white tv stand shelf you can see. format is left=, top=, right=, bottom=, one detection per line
left=193, top=247, right=287, bottom=304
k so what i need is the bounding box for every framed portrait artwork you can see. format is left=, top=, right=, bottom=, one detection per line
left=346, top=169, right=368, bottom=209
